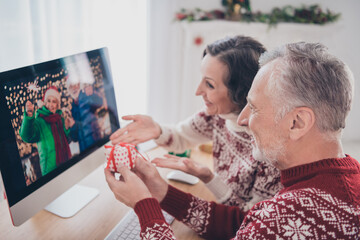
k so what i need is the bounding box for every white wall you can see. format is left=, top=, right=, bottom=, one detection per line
left=148, top=0, right=360, bottom=142
left=0, top=0, right=148, bottom=119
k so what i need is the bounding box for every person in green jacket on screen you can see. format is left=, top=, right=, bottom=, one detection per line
left=20, top=86, right=72, bottom=176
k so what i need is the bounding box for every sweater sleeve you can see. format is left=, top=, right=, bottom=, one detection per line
left=155, top=111, right=213, bottom=153
left=19, top=112, right=40, bottom=143
left=134, top=198, right=176, bottom=240
left=160, top=185, right=246, bottom=240
left=205, top=173, right=233, bottom=203
left=135, top=188, right=356, bottom=240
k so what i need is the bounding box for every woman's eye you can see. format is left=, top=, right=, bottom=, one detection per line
left=206, top=81, right=214, bottom=89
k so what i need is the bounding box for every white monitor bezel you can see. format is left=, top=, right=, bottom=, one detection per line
left=9, top=146, right=105, bottom=225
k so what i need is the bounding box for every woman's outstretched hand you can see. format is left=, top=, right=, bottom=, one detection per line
left=152, top=154, right=214, bottom=183
left=110, top=115, right=162, bottom=145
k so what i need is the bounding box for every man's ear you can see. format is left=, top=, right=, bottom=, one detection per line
left=289, top=107, right=315, bottom=140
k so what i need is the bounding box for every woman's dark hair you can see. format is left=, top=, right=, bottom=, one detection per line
left=203, top=35, right=266, bottom=111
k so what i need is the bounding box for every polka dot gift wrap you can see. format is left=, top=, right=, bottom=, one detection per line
left=104, top=143, right=142, bottom=172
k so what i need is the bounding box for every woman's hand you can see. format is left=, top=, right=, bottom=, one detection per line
left=104, top=166, right=152, bottom=208
left=110, top=115, right=162, bottom=145
left=25, top=101, right=34, bottom=117
left=152, top=155, right=214, bottom=183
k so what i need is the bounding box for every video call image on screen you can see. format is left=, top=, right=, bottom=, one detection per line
left=3, top=53, right=112, bottom=186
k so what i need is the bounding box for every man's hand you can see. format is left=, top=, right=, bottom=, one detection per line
left=110, top=115, right=162, bottom=145
left=152, top=155, right=214, bottom=183
left=104, top=166, right=152, bottom=208
left=65, top=117, right=75, bottom=129
left=133, top=157, right=169, bottom=203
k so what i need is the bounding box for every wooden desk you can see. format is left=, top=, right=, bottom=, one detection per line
left=0, top=147, right=215, bottom=240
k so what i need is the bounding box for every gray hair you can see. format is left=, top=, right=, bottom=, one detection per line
left=259, top=42, right=354, bottom=133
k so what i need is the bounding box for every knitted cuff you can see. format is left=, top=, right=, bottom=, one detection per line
left=205, top=174, right=232, bottom=203
left=160, top=185, right=191, bottom=220
left=134, top=198, right=165, bottom=229
left=154, top=126, right=172, bottom=146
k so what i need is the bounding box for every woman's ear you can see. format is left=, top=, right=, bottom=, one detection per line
left=289, top=107, right=315, bottom=141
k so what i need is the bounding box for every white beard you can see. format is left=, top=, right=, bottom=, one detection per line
left=252, top=135, right=286, bottom=167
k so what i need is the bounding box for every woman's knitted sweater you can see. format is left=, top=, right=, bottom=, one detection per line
left=155, top=110, right=282, bottom=209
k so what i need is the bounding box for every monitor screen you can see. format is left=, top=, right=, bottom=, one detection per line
left=0, top=47, right=119, bottom=225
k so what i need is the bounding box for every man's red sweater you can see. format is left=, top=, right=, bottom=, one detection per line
left=134, top=155, right=360, bottom=239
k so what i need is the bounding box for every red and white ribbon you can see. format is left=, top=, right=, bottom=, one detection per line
left=104, top=142, right=146, bottom=172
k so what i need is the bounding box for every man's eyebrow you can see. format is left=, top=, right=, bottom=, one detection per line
left=246, top=96, right=254, bottom=106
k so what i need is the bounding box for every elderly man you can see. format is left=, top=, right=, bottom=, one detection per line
left=105, top=42, right=360, bottom=239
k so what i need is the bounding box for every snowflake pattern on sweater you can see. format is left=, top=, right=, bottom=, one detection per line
left=137, top=156, right=360, bottom=240
left=140, top=223, right=176, bottom=240
left=183, top=196, right=211, bottom=235
left=159, top=188, right=359, bottom=240
left=236, top=188, right=360, bottom=239
left=137, top=187, right=359, bottom=240
left=156, top=111, right=282, bottom=209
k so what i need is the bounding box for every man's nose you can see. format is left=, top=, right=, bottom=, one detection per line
left=237, top=104, right=249, bottom=126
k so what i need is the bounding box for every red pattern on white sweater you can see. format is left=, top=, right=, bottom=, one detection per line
left=135, top=156, right=360, bottom=239
left=157, top=111, right=282, bottom=209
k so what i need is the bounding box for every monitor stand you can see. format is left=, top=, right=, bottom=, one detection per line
left=44, top=184, right=99, bottom=218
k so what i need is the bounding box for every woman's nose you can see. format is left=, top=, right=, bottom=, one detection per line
left=195, top=82, right=204, bottom=96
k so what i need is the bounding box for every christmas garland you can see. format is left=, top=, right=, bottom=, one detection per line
left=175, top=5, right=340, bottom=26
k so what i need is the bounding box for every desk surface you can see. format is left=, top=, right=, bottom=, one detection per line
left=0, top=146, right=215, bottom=240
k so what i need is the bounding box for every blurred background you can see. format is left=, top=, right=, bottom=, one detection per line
left=0, top=0, right=148, bottom=117
left=148, top=0, right=360, bottom=143
left=0, top=0, right=359, bottom=198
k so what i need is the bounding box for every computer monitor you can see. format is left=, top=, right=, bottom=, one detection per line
left=0, top=47, right=120, bottom=226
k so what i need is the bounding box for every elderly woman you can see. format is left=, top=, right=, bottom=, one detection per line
left=20, top=86, right=72, bottom=176
left=110, top=35, right=282, bottom=209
